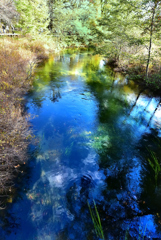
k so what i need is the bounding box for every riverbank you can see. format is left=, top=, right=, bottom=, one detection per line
left=0, top=37, right=56, bottom=207
left=126, top=67, right=161, bottom=94
left=106, top=59, right=161, bottom=95
left=99, top=40, right=161, bottom=95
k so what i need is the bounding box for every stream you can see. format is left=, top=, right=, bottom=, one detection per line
left=1, top=52, right=161, bottom=239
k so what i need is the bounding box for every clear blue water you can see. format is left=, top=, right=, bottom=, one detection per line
left=1, top=52, right=161, bottom=239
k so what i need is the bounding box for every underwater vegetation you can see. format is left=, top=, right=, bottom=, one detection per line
left=147, top=150, right=161, bottom=185
left=88, top=200, right=105, bottom=240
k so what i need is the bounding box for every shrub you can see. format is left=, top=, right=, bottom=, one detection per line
left=0, top=40, right=34, bottom=204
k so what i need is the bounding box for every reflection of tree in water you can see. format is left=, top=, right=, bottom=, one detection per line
left=148, top=98, right=161, bottom=127
left=50, top=88, right=61, bottom=102
left=63, top=159, right=161, bottom=239
left=27, top=56, right=66, bottom=109
left=2, top=53, right=161, bottom=239
left=24, top=53, right=161, bottom=239
left=75, top=59, right=161, bottom=238
left=27, top=90, right=45, bottom=109
left=64, top=176, right=98, bottom=240
left=0, top=155, right=41, bottom=239
left=63, top=173, right=149, bottom=239
left=136, top=132, right=161, bottom=231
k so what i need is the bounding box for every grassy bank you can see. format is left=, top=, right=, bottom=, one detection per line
left=0, top=37, right=56, bottom=207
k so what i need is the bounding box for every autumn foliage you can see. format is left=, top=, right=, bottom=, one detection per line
left=0, top=38, right=48, bottom=207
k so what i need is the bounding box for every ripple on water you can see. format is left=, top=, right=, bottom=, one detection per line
left=1, top=53, right=161, bottom=240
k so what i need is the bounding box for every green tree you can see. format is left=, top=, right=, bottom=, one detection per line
left=96, top=0, right=161, bottom=79
left=15, top=0, right=49, bottom=36
left=48, top=0, right=98, bottom=46
left=96, top=0, right=143, bottom=62
left=140, top=0, right=161, bottom=78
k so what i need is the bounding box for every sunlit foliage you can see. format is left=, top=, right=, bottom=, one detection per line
left=15, top=0, right=49, bottom=36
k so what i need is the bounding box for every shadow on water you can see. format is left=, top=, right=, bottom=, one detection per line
left=0, top=146, right=42, bottom=240
left=1, top=52, right=161, bottom=239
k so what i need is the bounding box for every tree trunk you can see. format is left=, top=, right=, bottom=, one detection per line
left=146, top=3, right=156, bottom=79
left=47, top=0, right=55, bottom=31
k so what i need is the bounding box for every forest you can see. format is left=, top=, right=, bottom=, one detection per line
left=0, top=0, right=161, bottom=239
left=1, top=0, right=161, bottom=82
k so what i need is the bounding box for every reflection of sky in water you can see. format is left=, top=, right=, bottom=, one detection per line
left=131, top=95, right=161, bottom=131
left=99, top=59, right=105, bottom=69
left=1, top=53, right=161, bottom=240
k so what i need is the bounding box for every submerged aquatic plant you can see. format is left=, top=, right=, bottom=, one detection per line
left=138, top=223, right=147, bottom=240
left=124, top=223, right=147, bottom=240
left=87, top=200, right=105, bottom=240
left=92, top=135, right=110, bottom=153
left=147, top=150, right=161, bottom=185
left=85, top=125, right=110, bottom=154
left=125, top=226, right=129, bottom=240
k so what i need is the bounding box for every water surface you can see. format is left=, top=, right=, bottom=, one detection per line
left=1, top=52, right=161, bottom=239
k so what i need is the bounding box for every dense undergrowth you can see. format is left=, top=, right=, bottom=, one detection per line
left=100, top=42, right=161, bottom=94
left=126, top=67, right=161, bottom=94
left=0, top=37, right=55, bottom=207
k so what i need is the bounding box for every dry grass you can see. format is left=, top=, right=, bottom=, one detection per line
left=0, top=37, right=52, bottom=207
